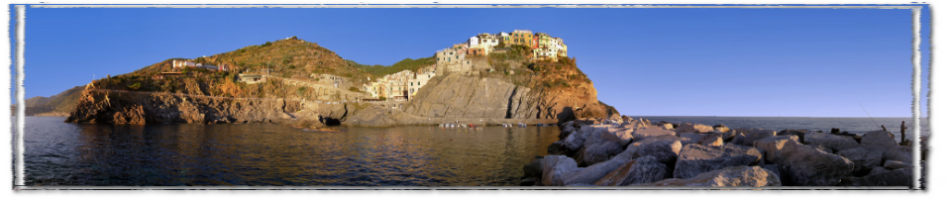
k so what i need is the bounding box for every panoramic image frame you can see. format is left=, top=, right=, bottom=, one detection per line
left=1, top=1, right=927, bottom=192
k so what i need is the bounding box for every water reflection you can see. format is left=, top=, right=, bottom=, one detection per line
left=24, top=117, right=561, bottom=186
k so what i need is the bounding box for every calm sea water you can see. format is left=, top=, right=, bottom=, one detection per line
left=21, top=116, right=930, bottom=186
left=21, top=116, right=559, bottom=186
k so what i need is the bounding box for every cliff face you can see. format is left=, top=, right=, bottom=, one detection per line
left=65, top=88, right=349, bottom=127
left=341, top=72, right=616, bottom=127
left=403, top=73, right=537, bottom=119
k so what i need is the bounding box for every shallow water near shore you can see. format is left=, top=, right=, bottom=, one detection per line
left=21, top=116, right=560, bottom=186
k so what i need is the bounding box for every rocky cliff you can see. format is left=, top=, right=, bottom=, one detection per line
left=65, top=87, right=349, bottom=129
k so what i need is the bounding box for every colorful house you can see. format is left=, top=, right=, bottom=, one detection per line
left=510, top=30, right=534, bottom=47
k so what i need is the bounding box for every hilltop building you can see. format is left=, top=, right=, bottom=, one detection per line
left=443, top=30, right=569, bottom=62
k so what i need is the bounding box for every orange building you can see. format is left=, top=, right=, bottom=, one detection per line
left=467, top=47, right=488, bottom=56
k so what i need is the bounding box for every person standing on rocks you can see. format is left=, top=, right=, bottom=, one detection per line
left=900, top=121, right=907, bottom=144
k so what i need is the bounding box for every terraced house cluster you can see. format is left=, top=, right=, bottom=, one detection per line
left=438, top=29, right=569, bottom=63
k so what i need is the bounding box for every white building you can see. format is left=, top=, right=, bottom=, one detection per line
left=468, top=36, right=479, bottom=48
left=407, top=65, right=437, bottom=99
left=172, top=60, right=196, bottom=69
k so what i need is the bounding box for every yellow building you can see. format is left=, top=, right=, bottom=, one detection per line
left=510, top=30, right=534, bottom=47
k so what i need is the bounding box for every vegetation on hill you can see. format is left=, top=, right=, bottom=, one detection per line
left=482, top=44, right=592, bottom=91
left=347, top=56, right=436, bottom=78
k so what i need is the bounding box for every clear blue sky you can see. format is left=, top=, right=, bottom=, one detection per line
left=12, top=6, right=930, bottom=117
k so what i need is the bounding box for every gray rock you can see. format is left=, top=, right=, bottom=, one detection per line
left=603, top=126, right=634, bottom=145
left=838, top=146, right=884, bottom=175
left=731, top=128, right=778, bottom=146
left=563, top=151, right=633, bottom=186
left=632, top=126, right=676, bottom=139
left=657, top=122, right=674, bottom=130
left=804, top=132, right=859, bottom=152
left=562, top=131, right=585, bottom=151
left=781, top=143, right=854, bottom=186
left=541, top=155, right=582, bottom=186
left=861, top=130, right=897, bottom=150
left=581, top=140, right=624, bottom=165
left=565, top=183, right=596, bottom=186
left=594, top=156, right=668, bottom=186
left=884, top=160, right=910, bottom=170
left=698, top=133, right=724, bottom=147
left=869, top=166, right=888, bottom=176
left=752, top=135, right=801, bottom=164
left=777, top=129, right=808, bottom=142
left=582, top=125, right=613, bottom=148
left=761, top=164, right=782, bottom=180
left=673, top=143, right=762, bottom=179
left=744, top=129, right=777, bottom=147
left=677, top=123, right=714, bottom=134
left=630, top=135, right=682, bottom=164
left=713, top=125, right=730, bottom=133
left=523, top=159, right=544, bottom=179
left=809, top=144, right=833, bottom=154
left=520, top=177, right=539, bottom=186
left=632, top=166, right=781, bottom=187
left=884, top=146, right=912, bottom=163
left=849, top=167, right=912, bottom=186
left=679, top=133, right=704, bottom=145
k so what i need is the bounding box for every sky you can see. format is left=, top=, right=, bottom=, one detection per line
left=11, top=5, right=931, bottom=117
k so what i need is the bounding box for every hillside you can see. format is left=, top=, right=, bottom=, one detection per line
left=61, top=35, right=618, bottom=127
left=13, top=86, right=85, bottom=116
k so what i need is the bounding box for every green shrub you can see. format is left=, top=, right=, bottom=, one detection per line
left=349, top=87, right=361, bottom=92
left=127, top=82, right=141, bottom=90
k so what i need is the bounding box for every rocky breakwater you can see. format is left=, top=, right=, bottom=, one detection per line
left=521, top=118, right=916, bottom=187
left=65, top=89, right=350, bottom=129
left=344, top=73, right=619, bottom=127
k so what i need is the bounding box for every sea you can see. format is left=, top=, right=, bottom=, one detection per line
left=18, top=116, right=929, bottom=186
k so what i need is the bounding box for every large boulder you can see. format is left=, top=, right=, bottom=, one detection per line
left=632, top=126, right=676, bottom=139
left=603, top=126, right=634, bottom=145
left=632, top=166, right=781, bottom=187
left=562, top=151, right=634, bottom=185
left=713, top=124, right=730, bottom=133
left=582, top=125, right=613, bottom=147
left=861, top=130, right=898, bottom=151
left=679, top=133, right=704, bottom=145
left=561, top=131, right=586, bottom=151
left=673, top=143, right=762, bottom=179
left=580, top=140, right=624, bottom=165
left=781, top=144, right=854, bottom=186
left=630, top=135, right=683, bottom=165
left=697, top=133, right=724, bottom=147
left=804, top=132, right=859, bottom=152
left=752, top=135, right=801, bottom=164
left=523, top=159, right=544, bottom=179
left=730, top=128, right=777, bottom=146
left=884, top=146, right=912, bottom=163
left=849, top=167, right=912, bottom=186
left=837, top=146, right=884, bottom=176
left=884, top=160, right=910, bottom=170
left=657, top=122, right=674, bottom=130
left=761, top=164, right=783, bottom=181
left=594, top=156, right=668, bottom=186
left=777, top=129, right=808, bottom=142
left=541, top=155, right=582, bottom=186
left=677, top=123, right=714, bottom=134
